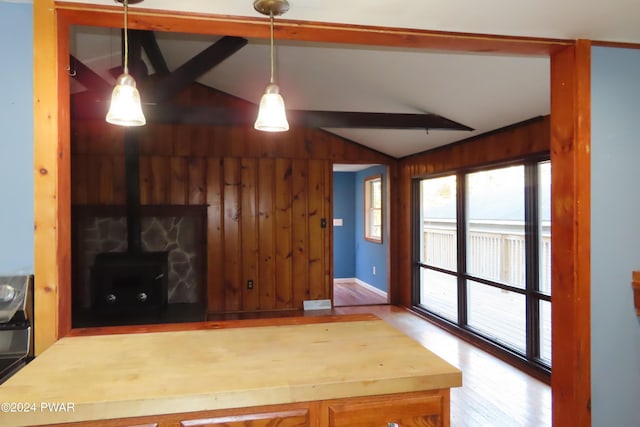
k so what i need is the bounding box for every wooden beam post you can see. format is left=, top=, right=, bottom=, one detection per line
left=550, top=39, right=592, bottom=426
left=34, top=0, right=70, bottom=354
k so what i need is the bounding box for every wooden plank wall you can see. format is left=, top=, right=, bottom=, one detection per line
left=392, top=116, right=550, bottom=306
left=71, top=85, right=391, bottom=315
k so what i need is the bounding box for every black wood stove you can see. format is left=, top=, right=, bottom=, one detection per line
left=90, top=251, right=168, bottom=315
left=89, top=131, right=168, bottom=321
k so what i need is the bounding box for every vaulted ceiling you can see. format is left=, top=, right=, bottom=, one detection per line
left=65, top=0, right=640, bottom=158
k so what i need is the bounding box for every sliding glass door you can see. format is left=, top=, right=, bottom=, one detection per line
left=414, top=159, right=551, bottom=370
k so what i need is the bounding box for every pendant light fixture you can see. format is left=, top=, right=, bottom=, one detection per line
left=253, top=0, right=290, bottom=132
left=106, top=0, right=146, bottom=127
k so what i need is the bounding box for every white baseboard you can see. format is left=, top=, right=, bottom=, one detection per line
left=334, top=277, right=388, bottom=299
left=333, top=277, right=356, bottom=284
left=354, top=279, right=388, bottom=298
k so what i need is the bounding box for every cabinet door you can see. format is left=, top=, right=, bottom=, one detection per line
left=323, top=392, right=446, bottom=427
left=180, top=408, right=310, bottom=427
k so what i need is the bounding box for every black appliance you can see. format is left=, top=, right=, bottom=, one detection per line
left=88, top=132, right=169, bottom=323
left=90, top=251, right=168, bottom=315
left=0, top=275, right=34, bottom=384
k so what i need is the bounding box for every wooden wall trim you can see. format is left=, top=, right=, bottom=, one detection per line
left=54, top=2, right=571, bottom=55
left=35, top=9, right=591, bottom=427
left=549, top=40, right=592, bottom=426
left=34, top=0, right=65, bottom=355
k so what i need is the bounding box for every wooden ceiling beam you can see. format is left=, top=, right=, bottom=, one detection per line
left=69, top=54, right=111, bottom=94
left=145, top=36, right=247, bottom=103
left=133, top=29, right=170, bottom=75
left=70, top=98, right=473, bottom=131
left=288, top=110, right=474, bottom=131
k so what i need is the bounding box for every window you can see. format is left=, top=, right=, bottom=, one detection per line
left=414, top=159, right=551, bottom=373
left=364, top=175, right=382, bottom=243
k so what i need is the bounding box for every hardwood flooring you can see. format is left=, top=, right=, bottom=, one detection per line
left=334, top=305, right=551, bottom=427
left=333, top=280, right=388, bottom=306
left=207, top=302, right=551, bottom=426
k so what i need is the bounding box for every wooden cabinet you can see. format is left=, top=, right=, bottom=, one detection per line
left=54, top=391, right=449, bottom=427
left=38, top=390, right=449, bottom=427
left=10, top=319, right=460, bottom=427
left=322, top=391, right=448, bottom=427
left=180, top=408, right=310, bottom=426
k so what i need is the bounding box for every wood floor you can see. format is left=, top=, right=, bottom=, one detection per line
left=210, top=289, right=551, bottom=426
left=334, top=305, right=551, bottom=427
left=333, top=280, right=388, bottom=306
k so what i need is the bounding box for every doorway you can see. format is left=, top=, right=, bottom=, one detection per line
left=332, top=163, right=389, bottom=307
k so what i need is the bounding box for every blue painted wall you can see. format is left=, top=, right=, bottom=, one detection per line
left=591, top=46, right=640, bottom=426
left=355, top=165, right=387, bottom=292
left=333, top=172, right=356, bottom=278
left=0, top=1, right=33, bottom=275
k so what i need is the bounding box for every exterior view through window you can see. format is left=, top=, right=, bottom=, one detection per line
left=414, top=159, right=551, bottom=372
left=364, top=175, right=382, bottom=243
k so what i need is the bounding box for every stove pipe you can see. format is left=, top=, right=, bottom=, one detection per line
left=124, top=130, right=142, bottom=253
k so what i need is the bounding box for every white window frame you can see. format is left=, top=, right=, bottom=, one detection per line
left=364, top=175, right=382, bottom=243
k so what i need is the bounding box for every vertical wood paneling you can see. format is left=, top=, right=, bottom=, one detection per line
left=138, top=156, right=151, bottom=205
left=275, top=159, right=293, bottom=308
left=150, top=156, right=170, bottom=205
left=291, top=129, right=310, bottom=159
left=70, top=89, right=392, bottom=317
left=169, top=157, right=187, bottom=205
left=223, top=158, right=242, bottom=311
left=389, top=168, right=414, bottom=307
left=191, top=126, right=212, bottom=157
left=81, top=122, right=122, bottom=155
left=291, top=159, right=309, bottom=307
left=97, top=157, right=115, bottom=204
left=258, top=158, right=276, bottom=310
left=307, top=159, right=325, bottom=301
left=174, top=125, right=194, bottom=157
left=241, top=158, right=259, bottom=311
left=210, top=127, right=231, bottom=158
left=112, top=155, right=126, bottom=205
left=309, top=131, right=330, bottom=159
left=230, top=128, right=247, bottom=158
left=206, top=158, right=224, bottom=312
left=85, top=156, right=101, bottom=205
left=322, top=160, right=333, bottom=300
left=138, top=123, right=173, bottom=156
left=72, top=156, right=88, bottom=205
left=187, top=157, right=206, bottom=205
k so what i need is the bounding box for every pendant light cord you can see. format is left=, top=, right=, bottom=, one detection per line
left=123, top=0, right=129, bottom=74
left=269, top=11, right=275, bottom=84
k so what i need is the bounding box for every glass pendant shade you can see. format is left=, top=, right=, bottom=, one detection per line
left=106, top=73, right=146, bottom=127
left=254, top=83, right=289, bottom=132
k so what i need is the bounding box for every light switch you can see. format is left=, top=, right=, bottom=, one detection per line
left=333, top=218, right=343, bottom=226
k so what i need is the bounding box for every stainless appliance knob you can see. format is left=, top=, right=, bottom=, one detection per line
left=0, top=284, right=16, bottom=303
left=105, top=293, right=116, bottom=303
left=137, top=292, right=148, bottom=302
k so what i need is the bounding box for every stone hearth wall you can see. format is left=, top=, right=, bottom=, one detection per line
left=76, top=216, right=200, bottom=306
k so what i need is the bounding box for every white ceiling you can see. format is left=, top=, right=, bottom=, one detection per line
left=65, top=0, right=640, bottom=158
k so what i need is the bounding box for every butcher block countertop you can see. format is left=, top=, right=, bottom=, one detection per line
left=0, top=314, right=462, bottom=426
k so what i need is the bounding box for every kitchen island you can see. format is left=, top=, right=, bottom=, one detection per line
left=0, top=313, right=462, bottom=426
